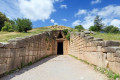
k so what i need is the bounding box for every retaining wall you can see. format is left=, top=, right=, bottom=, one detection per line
left=0, top=31, right=56, bottom=75
left=69, top=32, right=120, bottom=75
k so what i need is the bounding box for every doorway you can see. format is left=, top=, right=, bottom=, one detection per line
left=57, top=42, right=63, bottom=55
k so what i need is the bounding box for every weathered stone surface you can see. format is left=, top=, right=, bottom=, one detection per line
left=0, top=58, right=7, bottom=64
left=0, top=42, right=4, bottom=48
left=102, top=47, right=120, bottom=53
left=86, top=47, right=97, bottom=52
left=93, top=38, right=103, bottom=41
left=0, top=49, right=11, bottom=58
left=109, top=62, right=120, bottom=75
left=0, top=64, right=6, bottom=74
left=102, top=41, right=120, bottom=47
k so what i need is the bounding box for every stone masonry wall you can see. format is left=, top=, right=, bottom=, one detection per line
left=69, top=32, right=120, bottom=75
left=0, top=31, right=56, bottom=75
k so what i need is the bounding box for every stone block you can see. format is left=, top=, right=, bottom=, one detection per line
left=109, top=62, right=120, bottom=75
left=0, top=64, right=6, bottom=75
left=0, top=49, right=11, bottom=58
left=6, top=58, right=14, bottom=71
left=93, top=38, right=103, bottom=41
left=0, top=42, right=4, bottom=48
left=102, top=41, right=120, bottom=47
left=86, top=47, right=97, bottom=52
left=0, top=58, right=7, bottom=64
left=102, top=47, right=120, bottom=53
left=107, top=53, right=114, bottom=61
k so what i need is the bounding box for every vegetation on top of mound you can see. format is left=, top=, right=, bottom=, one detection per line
left=47, top=25, right=72, bottom=30
left=0, top=27, right=49, bottom=42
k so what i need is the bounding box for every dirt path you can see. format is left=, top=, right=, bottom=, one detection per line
left=1, top=55, right=108, bottom=80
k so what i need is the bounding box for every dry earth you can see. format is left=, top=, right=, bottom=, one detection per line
left=1, top=55, right=108, bottom=80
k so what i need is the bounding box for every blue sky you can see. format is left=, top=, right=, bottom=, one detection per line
left=0, top=0, right=120, bottom=29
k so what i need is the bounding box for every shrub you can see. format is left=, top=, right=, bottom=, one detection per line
left=104, top=25, right=120, bottom=33
left=1, top=21, right=14, bottom=32
left=0, top=12, right=9, bottom=30
left=63, top=29, right=68, bottom=35
left=89, top=26, right=99, bottom=31
left=15, top=18, right=32, bottom=32
left=110, top=27, right=119, bottom=33
left=75, top=25, right=84, bottom=32
left=66, top=33, right=70, bottom=40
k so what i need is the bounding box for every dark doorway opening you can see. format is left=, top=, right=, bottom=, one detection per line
left=57, top=42, right=63, bottom=55
left=58, top=32, right=63, bottom=38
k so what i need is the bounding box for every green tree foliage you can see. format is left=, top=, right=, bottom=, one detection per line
left=89, top=26, right=97, bottom=31
left=75, top=25, right=84, bottom=32
left=90, top=16, right=104, bottom=32
left=104, top=25, right=119, bottom=33
left=1, top=21, right=14, bottom=32
left=15, top=18, right=32, bottom=32
left=0, top=12, right=9, bottom=30
left=9, top=20, right=16, bottom=31
left=63, top=29, right=68, bottom=35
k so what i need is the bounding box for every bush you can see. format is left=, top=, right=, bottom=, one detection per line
left=15, top=18, right=32, bottom=32
left=104, top=25, right=120, bottom=33
left=63, top=29, right=68, bottom=35
left=89, top=26, right=99, bottom=31
left=75, top=25, right=84, bottom=32
left=1, top=21, right=14, bottom=32
left=66, top=33, right=70, bottom=40
left=0, top=12, right=9, bottom=30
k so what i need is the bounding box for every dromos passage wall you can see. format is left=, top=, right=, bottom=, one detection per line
left=69, top=32, right=120, bottom=75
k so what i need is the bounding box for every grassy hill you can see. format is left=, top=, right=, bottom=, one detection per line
left=0, top=25, right=72, bottom=42
left=91, top=32, right=120, bottom=41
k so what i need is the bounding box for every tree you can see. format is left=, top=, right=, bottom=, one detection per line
left=1, top=21, right=14, bottom=32
left=94, top=16, right=104, bottom=31
left=75, top=25, right=84, bottom=32
left=15, top=18, right=32, bottom=32
left=104, top=25, right=114, bottom=33
left=89, top=26, right=98, bottom=31
left=104, top=25, right=120, bottom=33
left=0, top=12, right=9, bottom=30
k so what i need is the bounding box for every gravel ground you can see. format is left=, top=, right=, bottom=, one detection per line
left=1, top=55, right=108, bottom=80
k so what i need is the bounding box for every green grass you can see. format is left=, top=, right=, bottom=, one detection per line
left=90, top=32, right=120, bottom=41
left=0, top=26, right=72, bottom=42
left=69, top=54, right=120, bottom=80
left=0, top=27, right=49, bottom=42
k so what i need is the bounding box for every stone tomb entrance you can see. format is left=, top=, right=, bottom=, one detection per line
left=55, top=31, right=69, bottom=55
left=57, top=42, right=63, bottom=55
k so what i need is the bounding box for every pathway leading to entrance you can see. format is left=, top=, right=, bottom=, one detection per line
left=1, top=55, right=108, bottom=80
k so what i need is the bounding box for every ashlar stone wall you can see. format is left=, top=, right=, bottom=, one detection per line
left=0, top=31, right=57, bottom=75
left=69, top=32, right=120, bottom=75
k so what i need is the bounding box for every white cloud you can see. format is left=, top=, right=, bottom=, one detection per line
left=0, top=0, right=22, bottom=19
left=62, top=19, right=67, bottom=22
left=50, top=19, right=58, bottom=25
left=55, top=0, right=63, bottom=2
left=110, top=19, right=120, bottom=27
left=54, top=22, right=58, bottom=25
left=50, top=19, right=55, bottom=23
left=75, top=9, right=87, bottom=17
left=60, top=4, right=67, bottom=9
left=19, top=0, right=56, bottom=21
left=75, top=5, right=120, bottom=29
left=72, top=20, right=81, bottom=27
left=91, top=0, right=101, bottom=5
